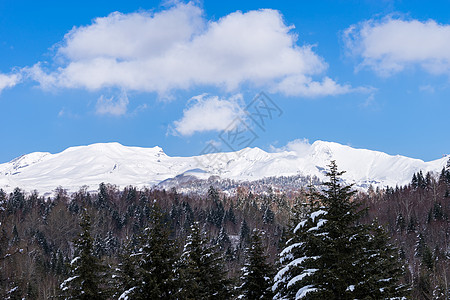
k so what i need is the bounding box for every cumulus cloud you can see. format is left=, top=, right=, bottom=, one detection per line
left=27, top=2, right=353, bottom=97
left=270, top=138, right=312, bottom=157
left=0, top=73, right=21, bottom=93
left=173, top=94, right=245, bottom=136
left=95, top=91, right=129, bottom=116
left=344, top=17, right=450, bottom=76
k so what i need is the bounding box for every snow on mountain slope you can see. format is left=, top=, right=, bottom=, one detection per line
left=0, top=141, right=447, bottom=194
left=305, top=141, right=447, bottom=187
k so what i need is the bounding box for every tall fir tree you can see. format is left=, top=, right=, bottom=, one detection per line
left=238, top=229, right=274, bottom=300
left=60, top=211, right=108, bottom=300
left=177, top=221, right=231, bottom=299
left=239, top=219, right=251, bottom=248
left=117, top=203, right=179, bottom=299
left=113, top=236, right=140, bottom=299
left=273, top=161, right=408, bottom=299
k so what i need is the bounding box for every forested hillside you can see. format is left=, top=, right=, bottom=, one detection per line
left=0, top=163, right=448, bottom=299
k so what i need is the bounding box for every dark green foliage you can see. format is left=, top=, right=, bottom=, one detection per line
left=415, top=233, right=427, bottom=258
left=226, top=206, right=236, bottom=224
left=60, top=212, right=108, bottom=300
left=0, top=168, right=446, bottom=299
left=217, top=225, right=231, bottom=250
left=113, top=237, right=140, bottom=299
left=95, top=183, right=110, bottom=209
left=239, top=219, right=251, bottom=247
left=263, top=206, right=275, bottom=224
left=411, top=173, right=418, bottom=189
left=351, top=225, right=408, bottom=299
left=396, top=213, right=406, bottom=232
left=421, top=246, right=434, bottom=271
left=238, top=229, right=274, bottom=300
left=208, top=185, right=220, bottom=202
left=407, top=215, right=417, bottom=233
left=7, top=188, right=25, bottom=213
left=10, top=225, right=19, bottom=245
left=119, top=204, right=179, bottom=299
left=274, top=161, right=408, bottom=299
left=177, top=222, right=231, bottom=299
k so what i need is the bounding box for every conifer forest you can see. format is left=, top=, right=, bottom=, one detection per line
left=0, top=162, right=448, bottom=299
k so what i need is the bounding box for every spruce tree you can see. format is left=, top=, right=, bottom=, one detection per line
left=273, top=161, right=408, bottom=299
left=263, top=206, right=275, bottom=224
left=117, top=204, right=179, bottom=299
left=177, top=221, right=231, bottom=299
left=113, top=237, right=140, bottom=299
left=239, top=219, right=251, bottom=248
left=217, top=225, right=231, bottom=250
left=238, top=229, right=274, bottom=300
left=60, top=212, right=108, bottom=300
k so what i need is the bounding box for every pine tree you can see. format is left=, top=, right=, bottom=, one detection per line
left=60, top=211, right=108, bottom=300
left=117, top=204, right=179, bottom=299
left=10, top=225, right=19, bottom=245
left=217, top=225, right=231, bottom=251
left=417, top=171, right=426, bottom=189
left=177, top=221, right=231, bottom=299
left=114, top=237, right=140, bottom=299
left=263, top=206, right=275, bottom=224
left=396, top=213, right=406, bottom=233
left=182, top=201, right=194, bottom=230
left=411, top=173, right=418, bottom=189
left=227, top=206, right=236, bottom=224
left=407, top=216, right=417, bottom=233
left=273, top=161, right=409, bottom=299
left=238, top=229, right=274, bottom=300
left=415, top=233, right=427, bottom=258
left=239, top=219, right=251, bottom=248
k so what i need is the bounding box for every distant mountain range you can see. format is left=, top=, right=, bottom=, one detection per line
left=0, top=141, right=448, bottom=195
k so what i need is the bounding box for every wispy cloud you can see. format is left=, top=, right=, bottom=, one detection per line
left=95, top=91, right=129, bottom=116
left=0, top=73, right=21, bottom=93
left=419, top=85, right=435, bottom=93
left=270, top=138, right=312, bottom=157
left=273, top=74, right=362, bottom=97
left=344, top=16, right=450, bottom=76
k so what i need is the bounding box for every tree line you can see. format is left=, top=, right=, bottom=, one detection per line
left=0, top=161, right=448, bottom=299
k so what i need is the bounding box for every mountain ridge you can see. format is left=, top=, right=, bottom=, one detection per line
left=0, top=141, right=447, bottom=195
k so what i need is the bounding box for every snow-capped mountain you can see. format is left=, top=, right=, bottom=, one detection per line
left=0, top=141, right=447, bottom=194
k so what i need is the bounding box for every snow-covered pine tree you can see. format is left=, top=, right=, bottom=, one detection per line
left=217, top=225, right=231, bottom=250
left=117, top=204, right=178, bottom=299
left=263, top=206, right=275, bottom=224
left=113, top=237, right=140, bottom=299
left=60, top=211, right=108, bottom=300
left=237, top=229, right=274, bottom=300
left=273, top=161, right=409, bottom=299
left=177, top=221, right=231, bottom=299
left=239, top=219, right=251, bottom=248
left=272, top=204, right=327, bottom=299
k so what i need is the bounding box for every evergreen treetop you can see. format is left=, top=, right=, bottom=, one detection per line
left=177, top=221, right=231, bottom=300
left=238, top=229, right=274, bottom=300
left=274, top=161, right=409, bottom=299
left=60, top=211, right=108, bottom=300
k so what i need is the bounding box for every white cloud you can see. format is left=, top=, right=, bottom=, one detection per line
left=28, top=2, right=353, bottom=97
left=173, top=94, right=245, bottom=136
left=419, top=85, right=435, bottom=93
left=344, top=17, right=450, bottom=76
left=0, top=73, right=21, bottom=93
left=95, top=91, right=129, bottom=116
left=273, top=74, right=354, bottom=97
left=270, top=138, right=312, bottom=157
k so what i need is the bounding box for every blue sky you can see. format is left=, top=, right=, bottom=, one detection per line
left=1, top=0, right=450, bottom=163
